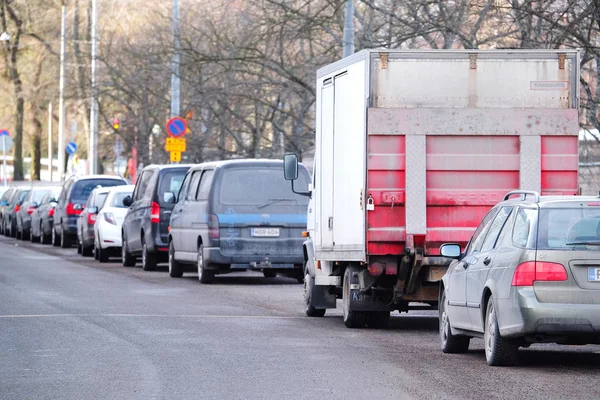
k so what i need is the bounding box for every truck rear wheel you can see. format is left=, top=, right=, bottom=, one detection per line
left=342, top=266, right=367, bottom=328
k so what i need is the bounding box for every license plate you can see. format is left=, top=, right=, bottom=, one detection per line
left=251, top=228, right=280, bottom=237
left=588, top=267, right=600, bottom=282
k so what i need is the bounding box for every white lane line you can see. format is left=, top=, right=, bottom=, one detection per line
left=0, top=314, right=302, bottom=319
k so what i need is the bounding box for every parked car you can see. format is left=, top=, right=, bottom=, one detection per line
left=16, top=186, right=57, bottom=241
left=77, top=187, right=112, bottom=257
left=30, top=186, right=63, bottom=244
left=94, top=185, right=134, bottom=262
left=121, top=164, right=191, bottom=270
left=0, top=187, right=16, bottom=235
left=167, top=159, right=309, bottom=283
left=53, top=175, right=128, bottom=248
left=3, top=186, right=31, bottom=238
left=439, top=190, right=600, bottom=367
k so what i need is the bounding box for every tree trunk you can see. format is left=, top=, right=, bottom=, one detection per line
left=13, top=94, right=24, bottom=181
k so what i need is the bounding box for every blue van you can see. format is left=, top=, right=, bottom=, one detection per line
left=166, top=159, right=310, bottom=283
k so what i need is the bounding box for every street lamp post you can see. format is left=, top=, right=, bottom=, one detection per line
left=1, top=32, right=10, bottom=187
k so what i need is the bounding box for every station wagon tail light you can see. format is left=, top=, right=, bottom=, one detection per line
left=66, top=203, right=83, bottom=215
left=150, top=202, right=160, bottom=223
left=511, top=261, right=567, bottom=286
left=208, top=214, right=219, bottom=239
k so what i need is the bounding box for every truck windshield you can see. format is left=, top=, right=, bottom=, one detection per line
left=219, top=167, right=310, bottom=207
left=538, top=208, right=600, bottom=249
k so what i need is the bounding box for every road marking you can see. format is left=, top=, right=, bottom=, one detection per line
left=0, top=313, right=302, bottom=319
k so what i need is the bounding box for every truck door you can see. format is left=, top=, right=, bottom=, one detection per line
left=319, top=79, right=334, bottom=249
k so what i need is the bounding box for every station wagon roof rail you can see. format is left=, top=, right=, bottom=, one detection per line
left=503, top=190, right=541, bottom=202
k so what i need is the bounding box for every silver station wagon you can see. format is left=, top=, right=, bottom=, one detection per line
left=439, top=191, right=600, bottom=366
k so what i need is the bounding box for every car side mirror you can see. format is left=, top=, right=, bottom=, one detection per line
left=73, top=203, right=83, bottom=211
left=88, top=206, right=99, bottom=214
left=122, top=195, right=133, bottom=207
left=163, top=192, right=176, bottom=204
left=440, top=243, right=462, bottom=259
left=283, top=153, right=299, bottom=181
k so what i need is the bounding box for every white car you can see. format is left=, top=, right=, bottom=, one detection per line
left=94, top=185, right=134, bottom=262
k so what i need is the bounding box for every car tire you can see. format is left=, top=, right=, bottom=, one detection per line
left=77, top=242, right=82, bottom=254
left=82, top=244, right=94, bottom=257
left=304, top=270, right=326, bottom=317
left=141, top=239, right=157, bottom=271
left=342, top=265, right=367, bottom=328
left=168, top=241, right=183, bottom=278
left=197, top=244, right=214, bottom=284
left=485, top=297, right=519, bottom=366
left=263, top=270, right=277, bottom=278
left=121, top=234, right=136, bottom=267
left=41, top=224, right=51, bottom=245
left=97, top=243, right=109, bottom=263
left=16, top=228, right=22, bottom=240
left=52, top=227, right=60, bottom=247
left=60, top=229, right=71, bottom=248
left=366, top=312, right=390, bottom=329
left=439, top=289, right=470, bottom=354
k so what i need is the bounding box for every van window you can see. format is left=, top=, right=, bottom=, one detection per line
left=186, top=171, right=202, bottom=201
left=159, top=170, right=187, bottom=204
left=70, top=179, right=124, bottom=204
left=196, top=170, right=214, bottom=200
left=218, top=167, right=310, bottom=206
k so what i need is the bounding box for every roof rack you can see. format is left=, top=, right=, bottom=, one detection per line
left=503, top=190, right=540, bottom=202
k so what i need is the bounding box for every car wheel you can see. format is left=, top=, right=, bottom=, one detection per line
left=60, top=229, right=71, bottom=248
left=342, top=265, right=367, bottom=328
left=263, top=270, right=277, bottom=278
left=52, top=226, right=60, bottom=246
left=439, top=289, right=470, bottom=353
left=197, top=244, right=214, bottom=284
left=121, top=234, right=136, bottom=267
left=141, top=238, right=157, bottom=271
left=82, top=243, right=94, bottom=257
left=304, top=269, right=326, bottom=317
left=77, top=241, right=82, bottom=254
left=168, top=241, right=183, bottom=278
left=97, top=243, right=109, bottom=263
left=485, top=297, right=519, bottom=366
left=41, top=223, right=51, bottom=245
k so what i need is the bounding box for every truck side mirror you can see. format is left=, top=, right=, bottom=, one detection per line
left=283, top=153, right=299, bottom=181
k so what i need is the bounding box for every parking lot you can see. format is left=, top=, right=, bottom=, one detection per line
left=1, top=236, right=599, bottom=400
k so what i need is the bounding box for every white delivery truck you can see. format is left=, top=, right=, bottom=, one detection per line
left=284, top=49, right=580, bottom=328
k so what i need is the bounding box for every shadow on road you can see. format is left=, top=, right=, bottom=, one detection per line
left=465, top=347, right=600, bottom=370
left=387, top=315, right=439, bottom=332
left=180, top=275, right=302, bottom=286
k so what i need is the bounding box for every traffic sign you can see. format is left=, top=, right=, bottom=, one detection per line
left=166, top=117, right=187, bottom=138
left=66, top=141, right=78, bottom=155
left=0, top=129, right=9, bottom=137
left=0, top=136, right=13, bottom=153
left=170, top=151, right=181, bottom=162
left=165, top=138, right=186, bottom=152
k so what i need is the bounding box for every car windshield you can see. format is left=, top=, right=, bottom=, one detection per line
left=110, top=192, right=132, bottom=208
left=71, top=179, right=124, bottom=204
left=17, top=190, right=30, bottom=203
left=219, top=167, right=310, bottom=207
left=158, top=170, right=187, bottom=204
left=538, top=208, right=600, bottom=249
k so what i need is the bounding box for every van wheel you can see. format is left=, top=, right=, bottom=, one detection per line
left=304, top=271, right=326, bottom=317
left=439, top=289, right=470, bottom=353
left=263, top=270, right=276, bottom=278
left=121, top=234, right=136, bottom=267
left=342, top=265, right=367, bottom=328
left=52, top=227, right=60, bottom=247
left=197, top=244, right=214, bottom=284
left=485, top=297, right=518, bottom=366
left=168, top=241, right=183, bottom=278
left=142, top=238, right=157, bottom=271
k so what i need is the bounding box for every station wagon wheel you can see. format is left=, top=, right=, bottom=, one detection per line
left=439, top=289, right=470, bottom=353
left=484, top=296, right=518, bottom=366
left=197, top=244, right=214, bottom=284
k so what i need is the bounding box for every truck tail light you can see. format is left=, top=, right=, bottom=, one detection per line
left=150, top=202, right=160, bottom=223
left=66, top=203, right=83, bottom=215
left=512, top=261, right=567, bottom=286
left=208, top=214, right=219, bottom=239
left=88, top=213, right=97, bottom=225
left=368, top=262, right=384, bottom=276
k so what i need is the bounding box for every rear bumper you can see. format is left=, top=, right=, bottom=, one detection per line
left=146, top=224, right=169, bottom=254
left=62, top=216, right=78, bottom=237
left=99, top=222, right=122, bottom=249
left=498, top=287, right=600, bottom=339
left=204, top=247, right=303, bottom=269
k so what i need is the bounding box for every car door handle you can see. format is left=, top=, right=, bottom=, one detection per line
left=483, top=257, right=491, bottom=266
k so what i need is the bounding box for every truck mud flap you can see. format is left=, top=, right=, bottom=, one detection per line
left=307, top=275, right=336, bottom=309
left=347, top=270, right=393, bottom=312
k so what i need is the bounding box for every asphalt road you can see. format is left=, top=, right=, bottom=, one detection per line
left=1, top=237, right=599, bottom=400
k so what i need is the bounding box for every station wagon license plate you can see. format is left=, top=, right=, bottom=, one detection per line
left=588, top=267, right=600, bottom=282
left=251, top=228, right=280, bottom=237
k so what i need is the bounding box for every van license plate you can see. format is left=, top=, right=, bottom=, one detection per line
left=588, top=268, right=600, bottom=282
left=251, top=228, right=280, bottom=237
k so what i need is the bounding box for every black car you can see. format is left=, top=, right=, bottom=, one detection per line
left=53, top=175, right=128, bottom=248
left=30, top=187, right=62, bottom=244
left=0, top=187, right=16, bottom=235
left=3, top=186, right=31, bottom=238
left=122, top=164, right=191, bottom=270
left=16, top=186, right=57, bottom=241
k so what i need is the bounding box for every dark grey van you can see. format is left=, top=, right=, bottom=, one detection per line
left=167, top=159, right=309, bottom=283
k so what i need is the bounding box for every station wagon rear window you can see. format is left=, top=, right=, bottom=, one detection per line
left=71, top=179, right=124, bottom=204
left=219, top=168, right=310, bottom=206
left=538, top=208, right=600, bottom=249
